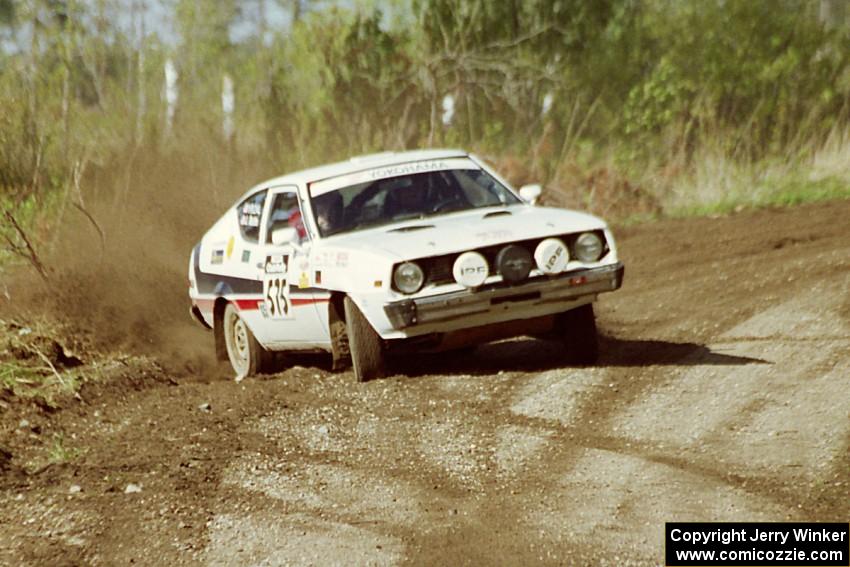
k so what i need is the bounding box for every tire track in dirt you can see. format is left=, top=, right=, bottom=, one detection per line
left=1, top=201, right=848, bottom=566
left=397, top=280, right=848, bottom=564
left=196, top=274, right=849, bottom=565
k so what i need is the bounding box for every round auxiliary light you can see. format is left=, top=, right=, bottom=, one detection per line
left=534, top=238, right=569, bottom=275
left=574, top=232, right=604, bottom=263
left=496, top=244, right=533, bottom=283
left=452, top=251, right=489, bottom=288
left=393, top=262, right=425, bottom=294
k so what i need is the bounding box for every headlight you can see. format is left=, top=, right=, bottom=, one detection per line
left=393, top=262, right=425, bottom=294
left=574, top=232, right=604, bottom=262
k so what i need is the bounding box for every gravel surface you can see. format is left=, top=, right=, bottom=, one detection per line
left=0, top=200, right=848, bottom=566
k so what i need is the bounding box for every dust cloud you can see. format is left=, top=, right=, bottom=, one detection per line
left=4, top=144, right=271, bottom=375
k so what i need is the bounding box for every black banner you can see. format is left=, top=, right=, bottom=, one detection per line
left=666, top=522, right=849, bottom=566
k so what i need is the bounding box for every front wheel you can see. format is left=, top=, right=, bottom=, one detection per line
left=223, top=303, right=270, bottom=380
left=343, top=296, right=385, bottom=382
left=558, top=303, right=598, bottom=365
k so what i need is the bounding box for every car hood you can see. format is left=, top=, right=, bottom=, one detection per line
left=319, top=205, right=607, bottom=260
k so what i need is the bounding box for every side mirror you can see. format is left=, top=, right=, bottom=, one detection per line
left=271, top=226, right=298, bottom=246
left=519, top=184, right=542, bottom=205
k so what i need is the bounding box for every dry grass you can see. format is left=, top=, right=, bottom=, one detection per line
left=657, top=136, right=850, bottom=216
left=509, top=126, right=850, bottom=222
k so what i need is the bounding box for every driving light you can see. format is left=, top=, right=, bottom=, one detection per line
left=496, top=245, right=533, bottom=283
left=453, top=251, right=488, bottom=287
left=393, top=262, right=425, bottom=294
left=574, top=232, right=604, bottom=263
left=534, top=238, right=569, bottom=274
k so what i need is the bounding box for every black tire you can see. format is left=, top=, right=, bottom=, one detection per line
left=222, top=303, right=271, bottom=380
left=558, top=303, right=599, bottom=365
left=445, top=345, right=476, bottom=358
left=343, top=296, right=385, bottom=382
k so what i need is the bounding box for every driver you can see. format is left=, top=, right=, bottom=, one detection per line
left=268, top=200, right=306, bottom=242
left=313, top=192, right=343, bottom=235
left=385, top=178, right=427, bottom=218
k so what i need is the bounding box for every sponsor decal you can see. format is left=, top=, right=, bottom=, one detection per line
left=309, top=157, right=480, bottom=196
left=264, top=254, right=288, bottom=274
left=534, top=238, right=569, bottom=275
left=211, top=249, right=224, bottom=265
left=475, top=229, right=513, bottom=241
left=226, top=236, right=235, bottom=260
left=298, top=272, right=309, bottom=289
left=365, top=161, right=449, bottom=180
left=239, top=202, right=262, bottom=228
left=453, top=251, right=488, bottom=287
left=313, top=251, right=349, bottom=268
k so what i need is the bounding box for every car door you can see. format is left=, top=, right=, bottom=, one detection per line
left=252, top=186, right=329, bottom=349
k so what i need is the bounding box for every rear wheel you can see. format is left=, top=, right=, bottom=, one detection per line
left=445, top=345, right=476, bottom=358
left=223, top=303, right=270, bottom=380
left=343, top=296, right=385, bottom=382
left=558, top=303, right=598, bottom=365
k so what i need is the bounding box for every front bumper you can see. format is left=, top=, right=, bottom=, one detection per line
left=384, top=262, right=624, bottom=330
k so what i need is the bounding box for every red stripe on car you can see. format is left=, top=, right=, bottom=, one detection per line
left=234, top=299, right=262, bottom=310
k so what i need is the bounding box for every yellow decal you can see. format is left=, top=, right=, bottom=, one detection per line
left=299, top=272, right=309, bottom=288
left=226, top=236, right=235, bottom=259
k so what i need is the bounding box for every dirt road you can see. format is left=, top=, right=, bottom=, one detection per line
left=1, top=201, right=848, bottom=566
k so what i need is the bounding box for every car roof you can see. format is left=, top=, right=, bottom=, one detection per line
left=242, top=148, right=470, bottom=199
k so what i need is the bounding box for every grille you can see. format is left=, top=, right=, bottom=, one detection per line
left=406, top=230, right=609, bottom=291
left=425, top=256, right=455, bottom=286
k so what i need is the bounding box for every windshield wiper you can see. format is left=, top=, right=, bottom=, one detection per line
left=391, top=212, right=427, bottom=222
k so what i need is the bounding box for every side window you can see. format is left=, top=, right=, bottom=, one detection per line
left=266, top=191, right=306, bottom=243
left=238, top=190, right=267, bottom=242
left=454, top=170, right=508, bottom=207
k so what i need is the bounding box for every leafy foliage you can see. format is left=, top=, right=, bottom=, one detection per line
left=0, top=0, right=848, bottom=246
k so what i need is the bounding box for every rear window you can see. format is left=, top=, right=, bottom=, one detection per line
left=237, top=190, right=266, bottom=242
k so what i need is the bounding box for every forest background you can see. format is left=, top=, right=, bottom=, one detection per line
left=2, top=0, right=850, bottom=280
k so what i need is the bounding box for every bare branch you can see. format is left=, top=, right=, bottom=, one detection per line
left=31, top=344, right=67, bottom=388
left=478, top=25, right=554, bottom=52
left=2, top=233, right=26, bottom=255
left=71, top=202, right=106, bottom=259
left=2, top=209, right=49, bottom=282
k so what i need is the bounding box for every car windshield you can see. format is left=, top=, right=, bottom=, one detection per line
left=309, top=168, right=521, bottom=237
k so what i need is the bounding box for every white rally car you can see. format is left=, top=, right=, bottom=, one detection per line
left=188, top=149, right=624, bottom=381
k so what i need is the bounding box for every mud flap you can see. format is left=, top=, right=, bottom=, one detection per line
left=328, top=296, right=350, bottom=371
left=214, top=301, right=228, bottom=362
left=190, top=305, right=212, bottom=330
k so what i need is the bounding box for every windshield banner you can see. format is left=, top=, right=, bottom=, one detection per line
left=309, top=158, right=480, bottom=197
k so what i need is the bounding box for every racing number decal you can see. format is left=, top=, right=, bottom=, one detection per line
left=263, top=254, right=291, bottom=319
left=264, top=276, right=290, bottom=318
